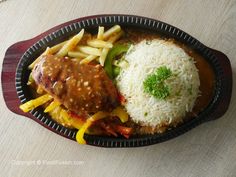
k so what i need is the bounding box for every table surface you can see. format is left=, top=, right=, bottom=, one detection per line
left=0, top=0, right=236, bottom=177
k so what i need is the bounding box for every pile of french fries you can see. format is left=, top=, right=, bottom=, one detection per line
left=28, top=25, right=123, bottom=69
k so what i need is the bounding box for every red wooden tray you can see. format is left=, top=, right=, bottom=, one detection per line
left=1, top=15, right=232, bottom=147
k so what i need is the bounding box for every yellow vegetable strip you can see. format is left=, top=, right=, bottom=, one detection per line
left=103, top=25, right=121, bottom=40
left=57, top=29, right=84, bottom=57
left=76, top=111, right=109, bottom=144
left=99, top=48, right=109, bottom=66
left=97, top=26, right=104, bottom=40
left=87, top=39, right=113, bottom=48
left=44, top=100, right=61, bottom=113
left=27, top=73, right=34, bottom=85
left=61, top=108, right=85, bottom=129
left=111, top=106, right=129, bottom=123
left=80, top=55, right=97, bottom=64
left=77, top=46, right=102, bottom=56
left=36, top=85, right=44, bottom=94
left=19, top=94, right=53, bottom=113
left=68, top=51, right=88, bottom=58
left=28, top=47, right=51, bottom=69
left=69, top=116, right=85, bottom=130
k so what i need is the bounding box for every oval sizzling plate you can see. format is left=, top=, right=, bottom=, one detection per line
left=1, top=15, right=232, bottom=147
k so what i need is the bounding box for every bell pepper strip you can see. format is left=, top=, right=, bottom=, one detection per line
left=111, top=106, right=128, bottom=123
left=118, top=92, right=126, bottom=105
left=76, top=111, right=109, bottom=144
left=68, top=115, right=85, bottom=130
left=19, top=94, right=53, bottom=113
left=44, top=100, right=61, bottom=113
left=58, top=109, right=85, bottom=130
left=99, top=122, right=118, bottom=137
left=113, top=66, right=120, bottom=78
left=104, top=44, right=130, bottom=79
left=27, top=73, right=34, bottom=85
left=113, top=125, right=132, bottom=139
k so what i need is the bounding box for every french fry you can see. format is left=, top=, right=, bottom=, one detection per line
left=97, top=26, right=104, bottom=40
left=77, top=46, right=102, bottom=56
left=19, top=94, right=53, bottom=113
left=99, top=48, right=109, bottom=66
left=80, top=55, right=97, bottom=64
left=28, top=41, right=67, bottom=70
left=87, top=39, right=113, bottom=48
left=57, top=29, right=84, bottom=57
left=28, top=47, right=51, bottom=69
left=107, top=30, right=124, bottom=43
left=44, top=100, right=61, bottom=113
left=50, top=40, right=67, bottom=54
left=68, top=51, right=88, bottom=58
left=103, top=25, right=121, bottom=40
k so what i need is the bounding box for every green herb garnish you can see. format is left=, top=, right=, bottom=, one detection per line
left=143, top=66, right=172, bottom=99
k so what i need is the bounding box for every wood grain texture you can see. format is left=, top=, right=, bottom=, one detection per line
left=0, top=0, right=236, bottom=177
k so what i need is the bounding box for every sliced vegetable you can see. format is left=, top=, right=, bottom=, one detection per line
left=118, top=92, right=126, bottom=105
left=44, top=100, right=61, bottom=113
left=99, top=122, right=118, bottom=137
left=19, top=94, right=53, bottom=112
left=76, top=111, right=109, bottom=144
left=27, top=73, right=34, bottom=85
left=114, top=125, right=132, bottom=139
left=104, top=44, right=130, bottom=79
left=67, top=112, right=86, bottom=129
left=111, top=106, right=128, bottom=123
left=36, top=86, right=44, bottom=94
left=113, top=66, right=120, bottom=78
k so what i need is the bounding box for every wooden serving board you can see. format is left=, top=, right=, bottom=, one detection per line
left=1, top=15, right=232, bottom=146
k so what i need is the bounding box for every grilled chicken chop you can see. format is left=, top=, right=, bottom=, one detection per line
left=32, top=54, right=119, bottom=117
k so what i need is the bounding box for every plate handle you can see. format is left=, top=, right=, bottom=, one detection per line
left=205, top=49, right=232, bottom=121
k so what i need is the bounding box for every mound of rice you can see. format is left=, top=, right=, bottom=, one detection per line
left=116, top=39, right=200, bottom=127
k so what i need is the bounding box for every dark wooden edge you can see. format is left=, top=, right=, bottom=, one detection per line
left=205, top=49, right=232, bottom=121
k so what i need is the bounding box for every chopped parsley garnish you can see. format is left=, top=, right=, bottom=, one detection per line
left=143, top=66, right=172, bottom=99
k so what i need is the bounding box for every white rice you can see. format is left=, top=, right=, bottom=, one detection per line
left=116, top=39, right=200, bottom=127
